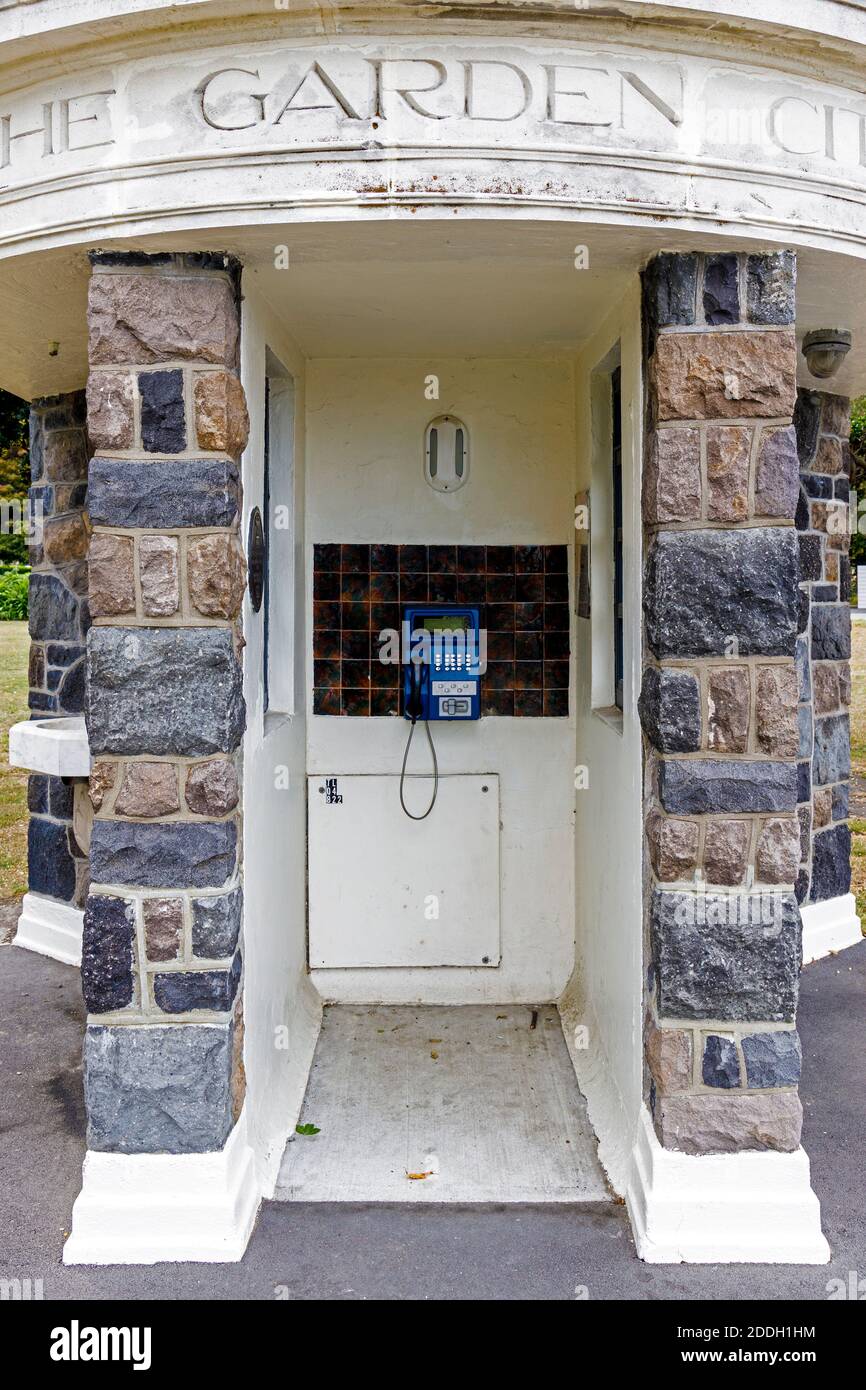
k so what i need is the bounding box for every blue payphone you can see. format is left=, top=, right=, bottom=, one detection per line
left=399, top=605, right=481, bottom=820
left=403, top=605, right=481, bottom=722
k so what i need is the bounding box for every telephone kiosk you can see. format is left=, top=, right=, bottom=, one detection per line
left=399, top=605, right=481, bottom=820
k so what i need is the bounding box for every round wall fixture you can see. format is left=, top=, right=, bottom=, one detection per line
left=424, top=415, right=469, bottom=492
left=801, top=328, right=852, bottom=380
left=247, top=506, right=265, bottom=612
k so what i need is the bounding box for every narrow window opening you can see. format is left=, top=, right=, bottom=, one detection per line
left=611, top=366, right=624, bottom=712
left=264, top=352, right=296, bottom=716
left=263, top=377, right=271, bottom=713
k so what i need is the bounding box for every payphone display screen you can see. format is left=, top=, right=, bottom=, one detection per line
left=421, top=615, right=470, bottom=632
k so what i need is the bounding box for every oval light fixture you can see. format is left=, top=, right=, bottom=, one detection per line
left=424, top=414, right=469, bottom=492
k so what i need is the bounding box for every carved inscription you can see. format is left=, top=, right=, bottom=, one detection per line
left=3, top=47, right=866, bottom=187
left=194, top=56, right=685, bottom=133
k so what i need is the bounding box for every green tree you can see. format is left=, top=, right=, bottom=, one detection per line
left=0, top=388, right=29, bottom=565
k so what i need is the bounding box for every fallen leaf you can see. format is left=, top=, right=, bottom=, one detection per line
left=295, top=1123, right=320, bottom=1136
left=406, top=1170, right=433, bottom=1180
left=430, top=1050, right=439, bottom=1060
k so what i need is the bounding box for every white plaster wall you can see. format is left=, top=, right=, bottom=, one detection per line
left=560, top=283, right=644, bottom=1195
left=306, top=357, right=576, bottom=1004
left=239, top=287, right=321, bottom=1196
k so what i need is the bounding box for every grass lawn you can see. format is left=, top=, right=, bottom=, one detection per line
left=0, top=621, right=30, bottom=902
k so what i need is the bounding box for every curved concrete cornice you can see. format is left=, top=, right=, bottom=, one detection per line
left=4, top=2, right=866, bottom=75
left=2, top=25, right=866, bottom=256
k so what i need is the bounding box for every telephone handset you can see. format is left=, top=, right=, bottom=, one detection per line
left=405, top=660, right=426, bottom=725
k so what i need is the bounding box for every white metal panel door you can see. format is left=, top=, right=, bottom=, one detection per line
left=308, top=774, right=500, bottom=968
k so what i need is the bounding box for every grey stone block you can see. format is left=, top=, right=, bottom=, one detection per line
left=58, top=658, right=85, bottom=714
left=798, top=804, right=811, bottom=861
left=29, top=409, right=44, bottom=480
left=798, top=534, right=822, bottom=581
left=28, top=573, right=84, bottom=643
left=87, top=457, right=240, bottom=529
left=798, top=703, right=813, bottom=760
left=81, top=894, right=135, bottom=1013
left=47, top=642, right=85, bottom=667
left=746, top=251, right=796, bottom=325
left=27, top=817, right=76, bottom=901
left=27, top=775, right=49, bottom=815
left=644, top=529, right=798, bottom=659
left=192, top=885, right=243, bottom=958
left=90, top=819, right=237, bottom=889
left=794, top=387, right=821, bottom=466
left=139, top=369, right=186, bottom=454
left=643, top=252, right=698, bottom=337
left=87, top=627, right=245, bottom=756
left=638, top=666, right=702, bottom=752
left=48, top=776, right=74, bottom=818
left=29, top=691, right=57, bottom=714
left=702, top=1034, right=741, bottom=1088
left=811, top=605, right=850, bottom=661
left=703, top=254, right=740, bottom=325
left=30, top=483, right=54, bottom=517
left=154, top=953, right=241, bottom=1013
left=812, top=714, right=850, bottom=786
left=35, top=389, right=86, bottom=428
left=741, top=1030, right=802, bottom=1088
left=659, top=759, right=798, bottom=815
left=810, top=824, right=851, bottom=902
left=841, top=556, right=852, bottom=602
left=832, top=783, right=849, bottom=821
left=651, top=888, right=801, bottom=1022
left=796, top=636, right=811, bottom=702
left=802, top=474, right=833, bottom=499
left=84, top=1021, right=234, bottom=1154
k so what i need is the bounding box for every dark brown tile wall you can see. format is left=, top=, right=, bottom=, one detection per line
left=312, top=543, right=570, bottom=716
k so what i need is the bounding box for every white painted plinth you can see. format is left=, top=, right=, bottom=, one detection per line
left=14, top=892, right=82, bottom=966
left=63, top=1109, right=261, bottom=1266
left=801, top=893, right=862, bottom=964
left=627, top=1107, right=830, bottom=1264
left=9, top=716, right=91, bottom=778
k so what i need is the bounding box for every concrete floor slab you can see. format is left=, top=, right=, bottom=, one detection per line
left=274, top=1005, right=610, bottom=1204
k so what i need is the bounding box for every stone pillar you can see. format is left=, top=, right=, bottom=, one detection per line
left=640, top=250, right=805, bottom=1155
left=793, top=389, right=851, bottom=904
left=82, top=252, right=248, bottom=1154
left=27, top=392, right=90, bottom=909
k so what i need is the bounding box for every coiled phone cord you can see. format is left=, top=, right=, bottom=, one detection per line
left=399, top=717, right=439, bottom=820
